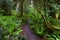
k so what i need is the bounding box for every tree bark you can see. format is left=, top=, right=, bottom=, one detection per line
left=20, top=0, right=24, bottom=17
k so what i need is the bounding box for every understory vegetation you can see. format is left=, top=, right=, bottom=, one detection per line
left=0, top=15, right=23, bottom=40
left=22, top=6, right=60, bottom=40
left=0, top=0, right=60, bottom=40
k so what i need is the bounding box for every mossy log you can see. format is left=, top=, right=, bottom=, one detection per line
left=40, top=13, right=60, bottom=31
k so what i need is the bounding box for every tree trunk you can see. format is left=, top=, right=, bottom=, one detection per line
left=20, top=0, right=24, bottom=17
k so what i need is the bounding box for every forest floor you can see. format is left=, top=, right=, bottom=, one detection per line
left=22, top=23, right=43, bottom=40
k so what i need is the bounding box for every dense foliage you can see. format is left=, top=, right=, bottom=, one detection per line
left=0, top=16, right=22, bottom=40
left=0, top=0, right=60, bottom=40
left=22, top=6, right=60, bottom=40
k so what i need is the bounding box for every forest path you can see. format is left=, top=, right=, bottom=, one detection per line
left=22, top=23, right=43, bottom=40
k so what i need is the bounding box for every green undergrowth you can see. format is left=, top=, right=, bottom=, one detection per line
left=11, top=10, right=21, bottom=17
left=22, top=7, right=60, bottom=40
left=0, top=15, right=22, bottom=40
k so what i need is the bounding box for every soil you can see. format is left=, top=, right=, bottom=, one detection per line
left=22, top=23, right=43, bottom=40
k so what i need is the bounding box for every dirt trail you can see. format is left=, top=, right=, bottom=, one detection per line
left=22, top=23, right=43, bottom=40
